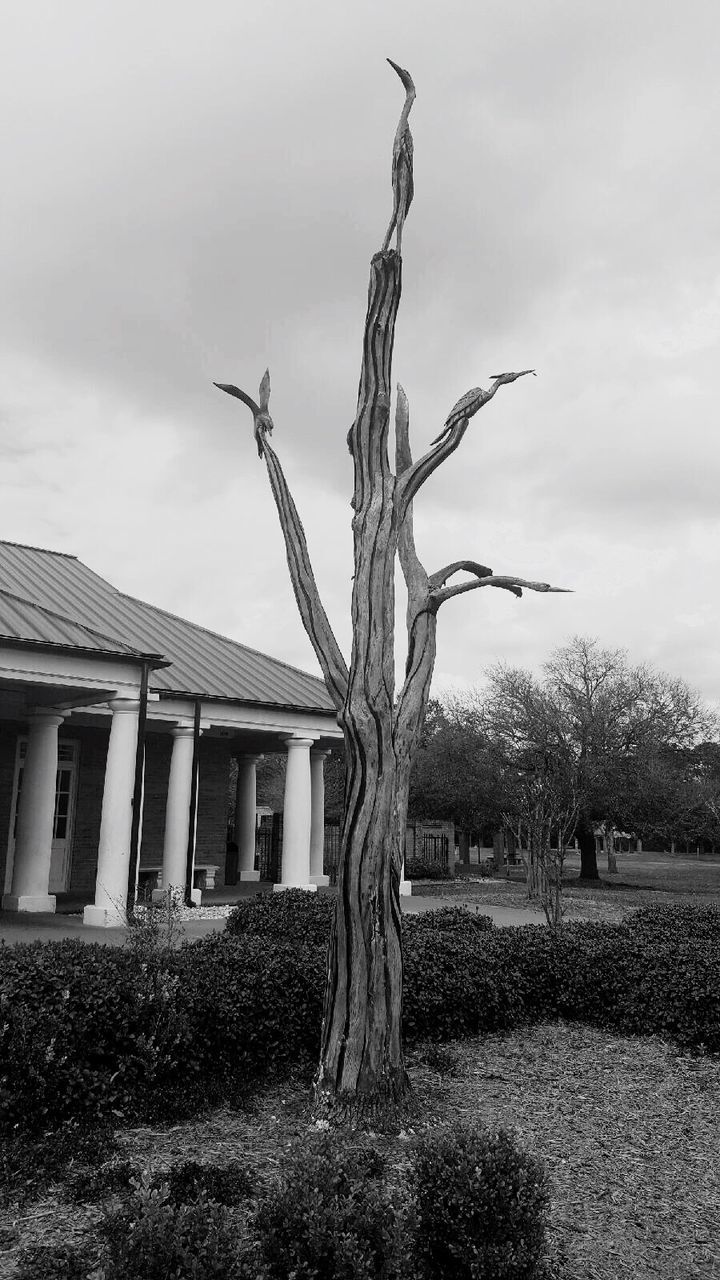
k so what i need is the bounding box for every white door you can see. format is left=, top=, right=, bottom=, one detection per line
left=5, top=738, right=79, bottom=894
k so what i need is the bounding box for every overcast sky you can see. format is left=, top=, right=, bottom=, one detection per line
left=2, top=0, right=720, bottom=704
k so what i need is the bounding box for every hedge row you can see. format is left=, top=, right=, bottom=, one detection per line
left=2, top=895, right=719, bottom=1137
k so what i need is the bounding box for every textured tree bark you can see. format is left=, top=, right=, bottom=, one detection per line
left=315, top=250, right=410, bottom=1121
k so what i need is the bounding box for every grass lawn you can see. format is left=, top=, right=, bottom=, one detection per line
left=424, top=849, right=720, bottom=922
left=3, top=1022, right=718, bottom=1280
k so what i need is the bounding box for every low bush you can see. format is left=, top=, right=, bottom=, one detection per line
left=402, top=905, right=493, bottom=937
left=405, top=859, right=452, bottom=880
left=410, top=1124, right=550, bottom=1279
left=225, top=889, right=335, bottom=946
left=101, top=1175, right=251, bottom=1279
left=2, top=902, right=719, bottom=1143
left=253, top=1135, right=406, bottom=1279
left=158, top=1158, right=254, bottom=1206
left=1, top=932, right=325, bottom=1137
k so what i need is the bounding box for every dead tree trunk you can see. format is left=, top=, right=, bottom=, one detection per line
left=215, top=60, right=565, bottom=1124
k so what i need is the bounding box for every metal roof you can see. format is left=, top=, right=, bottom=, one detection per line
left=0, top=588, right=157, bottom=659
left=0, top=541, right=336, bottom=712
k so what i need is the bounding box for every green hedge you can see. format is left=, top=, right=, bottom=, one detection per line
left=2, top=900, right=719, bottom=1139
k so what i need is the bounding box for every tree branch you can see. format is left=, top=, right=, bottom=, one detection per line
left=215, top=373, right=349, bottom=710
left=431, top=571, right=572, bottom=608
left=393, top=384, right=437, bottom=754
left=394, top=370, right=536, bottom=523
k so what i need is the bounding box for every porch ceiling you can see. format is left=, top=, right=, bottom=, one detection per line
left=0, top=676, right=118, bottom=720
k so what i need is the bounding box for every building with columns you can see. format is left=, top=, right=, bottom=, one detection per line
left=0, top=542, right=342, bottom=925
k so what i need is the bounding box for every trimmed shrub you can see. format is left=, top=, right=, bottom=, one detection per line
left=225, top=889, right=335, bottom=946
left=254, top=1136, right=405, bottom=1279
left=410, top=1124, right=550, bottom=1279
left=3, top=901, right=719, bottom=1145
left=405, top=860, right=452, bottom=881
left=402, top=905, right=494, bottom=937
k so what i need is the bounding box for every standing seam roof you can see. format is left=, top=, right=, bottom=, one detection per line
left=0, top=542, right=336, bottom=711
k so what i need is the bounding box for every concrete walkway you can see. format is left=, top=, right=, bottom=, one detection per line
left=0, top=888, right=546, bottom=947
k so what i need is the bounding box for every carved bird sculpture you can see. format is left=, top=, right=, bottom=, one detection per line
left=214, top=369, right=274, bottom=458
left=430, top=371, right=536, bottom=446
left=430, top=387, right=488, bottom=445
left=381, top=59, right=416, bottom=255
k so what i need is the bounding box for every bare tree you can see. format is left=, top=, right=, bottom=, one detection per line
left=215, top=62, right=563, bottom=1123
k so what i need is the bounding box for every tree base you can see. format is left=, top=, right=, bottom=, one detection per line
left=313, top=1066, right=411, bottom=1132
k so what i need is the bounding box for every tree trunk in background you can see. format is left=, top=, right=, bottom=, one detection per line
left=605, top=825, right=618, bottom=875
left=576, top=814, right=600, bottom=881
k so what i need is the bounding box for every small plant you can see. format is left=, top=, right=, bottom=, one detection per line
left=126, top=886, right=186, bottom=957
left=254, top=1135, right=405, bottom=1279
left=101, top=1172, right=249, bottom=1279
left=155, top=1158, right=254, bottom=1206
left=410, top=1124, right=551, bottom=1279
left=65, top=1156, right=138, bottom=1203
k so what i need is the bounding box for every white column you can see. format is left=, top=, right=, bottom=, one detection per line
left=636, top=838, right=643, bottom=853
left=84, top=699, right=140, bottom=928
left=236, top=754, right=261, bottom=881
left=275, top=736, right=316, bottom=893
left=309, top=749, right=330, bottom=886
left=400, top=850, right=412, bottom=897
left=157, top=723, right=195, bottom=901
left=2, top=710, right=65, bottom=913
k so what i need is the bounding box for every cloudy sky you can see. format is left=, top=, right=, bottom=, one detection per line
left=2, top=0, right=720, bottom=703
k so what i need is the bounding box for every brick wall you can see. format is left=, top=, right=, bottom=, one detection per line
left=69, top=726, right=108, bottom=893
left=196, top=738, right=233, bottom=884
left=139, top=735, right=172, bottom=866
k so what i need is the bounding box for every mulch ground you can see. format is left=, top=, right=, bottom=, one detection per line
left=2, top=1022, right=718, bottom=1279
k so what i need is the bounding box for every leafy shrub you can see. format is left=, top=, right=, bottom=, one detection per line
left=225, top=889, right=335, bottom=946
left=173, top=933, right=326, bottom=1090
left=0, top=938, right=192, bottom=1134
left=410, top=1124, right=550, bottom=1279
left=157, top=1158, right=254, bottom=1206
left=254, top=1135, right=405, bottom=1279
left=101, top=1174, right=250, bottom=1279
left=405, top=860, right=452, bottom=880
left=15, top=1242, right=97, bottom=1280
left=3, top=902, right=719, bottom=1146
left=402, top=905, right=493, bottom=937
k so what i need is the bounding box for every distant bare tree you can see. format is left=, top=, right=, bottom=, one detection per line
left=215, top=62, right=563, bottom=1123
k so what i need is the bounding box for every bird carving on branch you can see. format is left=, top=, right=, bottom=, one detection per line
left=430, top=370, right=536, bottom=446
left=214, top=369, right=274, bottom=457
left=381, top=59, right=416, bottom=255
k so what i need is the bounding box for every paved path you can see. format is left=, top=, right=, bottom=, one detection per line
left=0, top=892, right=546, bottom=947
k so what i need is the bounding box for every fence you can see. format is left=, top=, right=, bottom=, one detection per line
left=253, top=820, right=451, bottom=883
